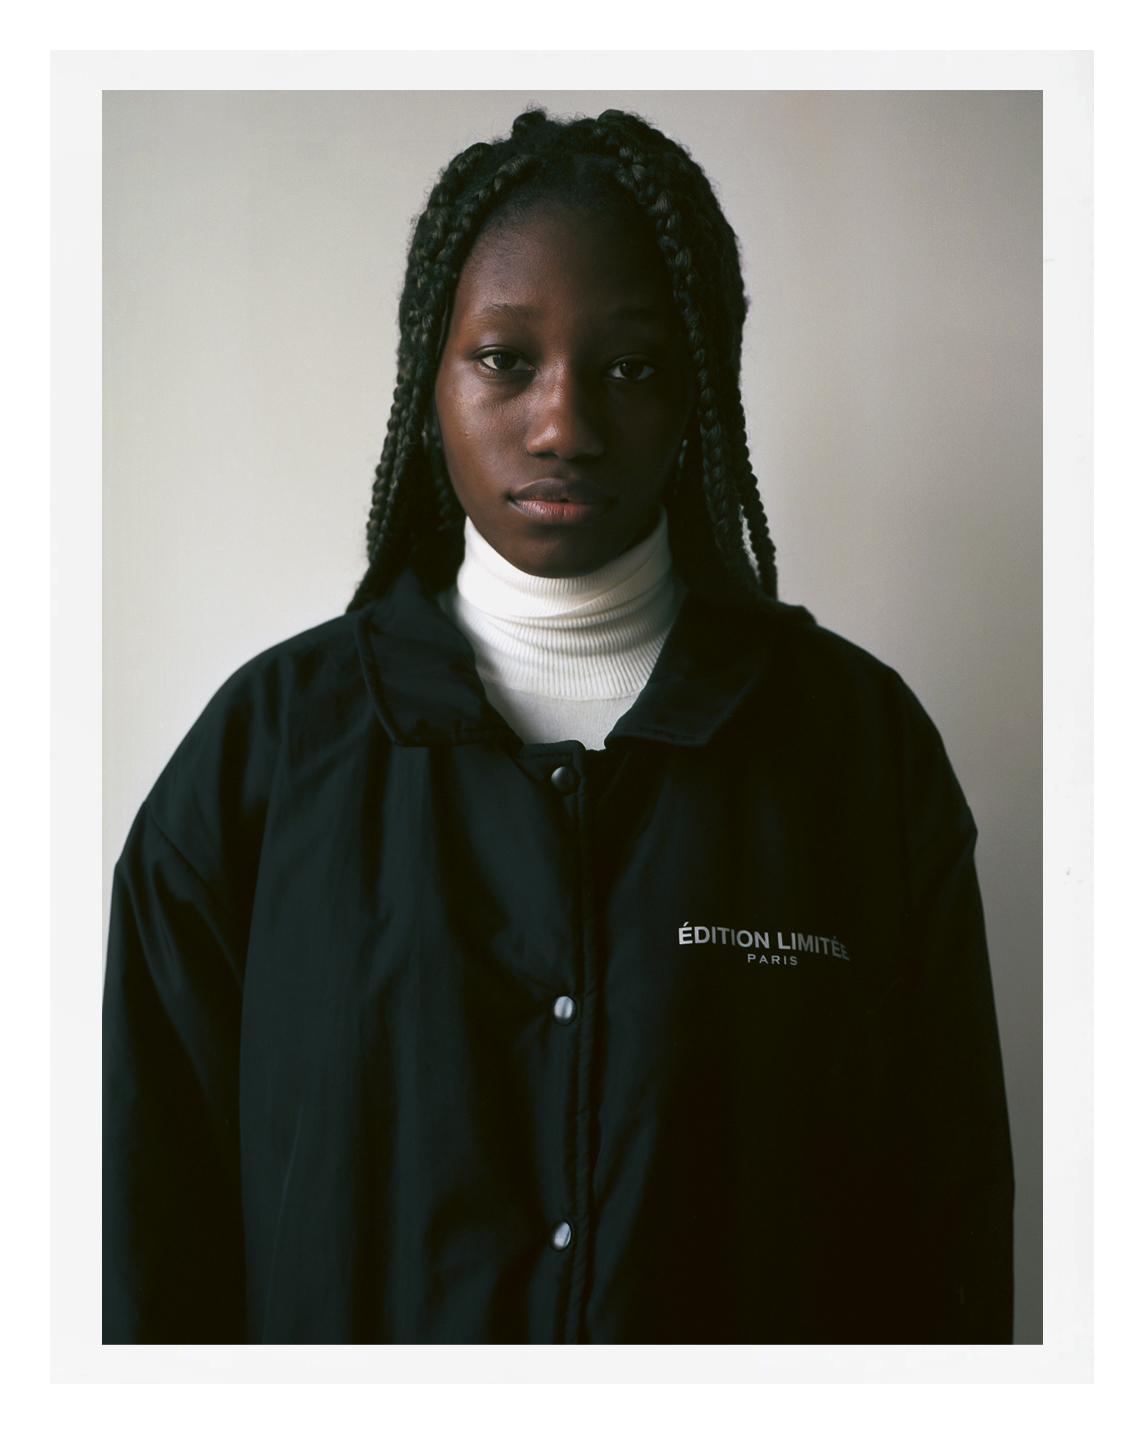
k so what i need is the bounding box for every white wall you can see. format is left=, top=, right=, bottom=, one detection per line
left=103, top=89, right=1042, bottom=1342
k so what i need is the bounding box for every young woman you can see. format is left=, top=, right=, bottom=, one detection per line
left=103, top=107, right=1014, bottom=1345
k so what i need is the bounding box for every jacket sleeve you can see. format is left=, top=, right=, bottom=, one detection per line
left=887, top=680, right=1015, bottom=1343
left=103, top=803, right=247, bottom=1342
left=103, top=647, right=284, bottom=1342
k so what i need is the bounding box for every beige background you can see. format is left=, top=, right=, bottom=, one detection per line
left=103, top=89, right=1042, bottom=1343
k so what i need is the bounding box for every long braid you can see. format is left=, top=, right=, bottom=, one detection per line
left=587, top=112, right=772, bottom=601
left=348, top=107, right=781, bottom=611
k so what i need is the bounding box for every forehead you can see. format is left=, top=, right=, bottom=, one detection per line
left=454, top=200, right=676, bottom=320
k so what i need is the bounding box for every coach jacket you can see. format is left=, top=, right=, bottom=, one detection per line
left=103, top=563, right=1014, bottom=1344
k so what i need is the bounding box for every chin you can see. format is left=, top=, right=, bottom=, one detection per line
left=505, top=531, right=622, bottom=578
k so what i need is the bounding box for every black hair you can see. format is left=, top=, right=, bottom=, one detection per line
left=347, top=107, right=779, bottom=611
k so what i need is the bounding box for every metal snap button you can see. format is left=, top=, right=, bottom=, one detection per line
left=549, top=765, right=578, bottom=794
left=550, top=1221, right=573, bottom=1251
left=553, top=995, right=577, bottom=1025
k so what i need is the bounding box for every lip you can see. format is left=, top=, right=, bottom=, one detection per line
left=508, top=477, right=613, bottom=526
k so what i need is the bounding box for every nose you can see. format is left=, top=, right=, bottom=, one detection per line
left=524, top=367, right=605, bottom=461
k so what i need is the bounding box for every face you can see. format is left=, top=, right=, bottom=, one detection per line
left=433, top=201, right=694, bottom=578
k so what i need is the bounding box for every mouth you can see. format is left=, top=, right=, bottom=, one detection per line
left=508, top=477, right=613, bottom=526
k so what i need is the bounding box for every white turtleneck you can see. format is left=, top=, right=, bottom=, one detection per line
left=437, top=510, right=685, bottom=750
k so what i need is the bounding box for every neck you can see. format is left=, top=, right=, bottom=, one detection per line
left=437, top=511, right=684, bottom=745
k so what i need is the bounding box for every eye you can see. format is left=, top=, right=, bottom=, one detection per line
left=609, top=358, right=656, bottom=382
left=477, top=350, right=531, bottom=374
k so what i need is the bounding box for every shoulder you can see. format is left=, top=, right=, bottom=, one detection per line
left=767, top=606, right=924, bottom=725
left=685, top=591, right=917, bottom=711
left=158, top=611, right=370, bottom=777
left=762, top=603, right=973, bottom=833
left=207, top=610, right=367, bottom=714
left=688, top=594, right=966, bottom=807
left=137, top=611, right=375, bottom=874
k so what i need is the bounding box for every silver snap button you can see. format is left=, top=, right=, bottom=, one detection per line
left=553, top=995, right=577, bottom=1025
left=550, top=1221, right=573, bottom=1251
left=549, top=765, right=578, bottom=794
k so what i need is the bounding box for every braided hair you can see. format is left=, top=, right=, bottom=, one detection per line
left=347, top=107, right=779, bottom=611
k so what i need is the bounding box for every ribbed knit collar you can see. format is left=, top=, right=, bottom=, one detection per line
left=440, top=510, right=684, bottom=699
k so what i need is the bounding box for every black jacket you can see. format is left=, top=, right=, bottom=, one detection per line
left=103, top=567, right=1014, bottom=1344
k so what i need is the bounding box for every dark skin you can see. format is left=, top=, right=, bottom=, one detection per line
left=433, top=201, right=695, bottom=578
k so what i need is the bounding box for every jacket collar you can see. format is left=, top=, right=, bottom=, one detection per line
left=355, top=566, right=811, bottom=749
left=609, top=595, right=783, bottom=747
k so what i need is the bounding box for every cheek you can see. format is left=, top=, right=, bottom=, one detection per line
left=440, top=417, right=499, bottom=490
left=435, top=377, right=505, bottom=474
left=640, top=392, right=693, bottom=468
left=433, top=386, right=474, bottom=485
left=432, top=373, right=458, bottom=446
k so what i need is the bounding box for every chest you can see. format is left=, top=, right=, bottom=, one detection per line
left=242, top=733, right=909, bottom=1070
